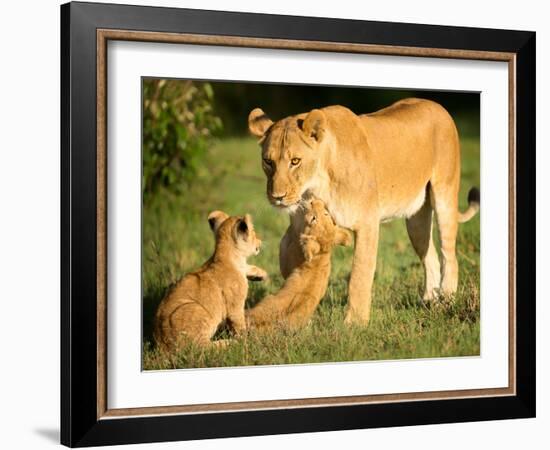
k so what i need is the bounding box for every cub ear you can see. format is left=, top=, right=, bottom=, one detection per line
left=248, top=108, right=273, bottom=137
left=300, top=234, right=321, bottom=261
left=236, top=217, right=249, bottom=237
left=238, top=214, right=253, bottom=236
left=334, top=227, right=353, bottom=247
left=207, top=210, right=229, bottom=233
left=243, top=213, right=253, bottom=229
left=301, top=109, right=326, bottom=142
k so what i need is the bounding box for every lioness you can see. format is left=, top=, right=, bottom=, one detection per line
left=248, top=98, right=480, bottom=325
left=154, top=211, right=266, bottom=350
left=247, top=198, right=352, bottom=330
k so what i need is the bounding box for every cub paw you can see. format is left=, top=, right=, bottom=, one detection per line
left=247, top=266, right=268, bottom=282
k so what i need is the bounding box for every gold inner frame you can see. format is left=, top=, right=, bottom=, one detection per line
left=96, top=29, right=517, bottom=420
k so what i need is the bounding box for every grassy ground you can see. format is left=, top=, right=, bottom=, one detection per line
left=142, top=135, right=480, bottom=370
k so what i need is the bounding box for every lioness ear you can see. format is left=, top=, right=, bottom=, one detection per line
left=207, top=210, right=229, bottom=233
left=334, top=227, right=353, bottom=247
left=248, top=108, right=273, bottom=137
left=301, top=109, right=326, bottom=142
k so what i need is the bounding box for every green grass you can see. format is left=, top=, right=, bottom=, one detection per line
left=142, top=135, right=480, bottom=370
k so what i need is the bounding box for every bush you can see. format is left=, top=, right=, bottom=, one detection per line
left=142, top=79, right=222, bottom=200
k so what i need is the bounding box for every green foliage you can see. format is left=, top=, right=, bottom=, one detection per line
left=142, top=135, right=480, bottom=369
left=142, top=79, right=222, bottom=200
left=209, top=82, right=479, bottom=135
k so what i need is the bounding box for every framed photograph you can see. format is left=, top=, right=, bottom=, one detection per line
left=61, top=1, right=536, bottom=447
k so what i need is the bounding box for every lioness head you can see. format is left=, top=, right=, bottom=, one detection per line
left=299, top=198, right=352, bottom=261
left=248, top=107, right=327, bottom=211
left=208, top=210, right=262, bottom=257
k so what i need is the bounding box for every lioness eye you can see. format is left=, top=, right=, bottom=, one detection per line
left=263, top=158, right=273, bottom=167
left=291, top=157, right=301, bottom=166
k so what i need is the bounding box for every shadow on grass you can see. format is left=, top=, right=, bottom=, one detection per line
left=245, top=281, right=272, bottom=308
left=142, top=286, right=170, bottom=346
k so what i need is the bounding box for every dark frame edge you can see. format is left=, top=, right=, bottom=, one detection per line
left=61, top=2, right=102, bottom=447
left=77, top=395, right=533, bottom=447
left=514, top=31, right=536, bottom=418
left=60, top=2, right=71, bottom=447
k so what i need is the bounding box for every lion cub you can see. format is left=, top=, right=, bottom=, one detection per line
left=247, top=198, right=352, bottom=330
left=154, top=211, right=266, bottom=351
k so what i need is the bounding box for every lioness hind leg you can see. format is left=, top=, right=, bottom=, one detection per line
left=406, top=189, right=441, bottom=301
left=431, top=183, right=460, bottom=297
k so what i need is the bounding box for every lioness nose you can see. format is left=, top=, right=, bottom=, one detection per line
left=272, top=192, right=286, bottom=201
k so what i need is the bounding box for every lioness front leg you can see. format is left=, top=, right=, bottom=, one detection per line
left=345, top=221, right=379, bottom=325
left=279, top=222, right=305, bottom=279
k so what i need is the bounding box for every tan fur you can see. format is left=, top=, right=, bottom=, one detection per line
left=246, top=198, right=352, bottom=330
left=248, top=98, right=480, bottom=325
left=153, top=211, right=266, bottom=351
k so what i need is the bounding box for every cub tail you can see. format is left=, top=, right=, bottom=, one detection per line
left=458, top=187, right=480, bottom=224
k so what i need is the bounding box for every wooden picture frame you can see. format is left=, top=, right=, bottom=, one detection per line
left=61, top=1, right=535, bottom=447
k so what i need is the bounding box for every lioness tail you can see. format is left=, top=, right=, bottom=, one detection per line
left=458, top=187, right=480, bottom=224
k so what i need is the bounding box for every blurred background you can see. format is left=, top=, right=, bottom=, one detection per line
left=143, top=78, right=479, bottom=199
left=142, top=78, right=480, bottom=369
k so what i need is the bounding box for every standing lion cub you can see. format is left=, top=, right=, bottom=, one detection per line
left=154, top=211, right=266, bottom=351
left=247, top=198, right=352, bottom=330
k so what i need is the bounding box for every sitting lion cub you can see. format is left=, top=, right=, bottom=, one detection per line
left=154, top=211, right=266, bottom=351
left=247, top=198, right=352, bottom=330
